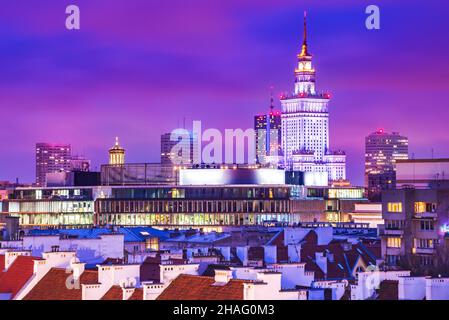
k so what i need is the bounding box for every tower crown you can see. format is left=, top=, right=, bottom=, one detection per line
left=109, top=137, right=125, bottom=165
left=294, top=11, right=316, bottom=95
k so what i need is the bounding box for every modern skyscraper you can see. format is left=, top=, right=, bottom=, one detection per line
left=255, top=114, right=268, bottom=164
left=35, top=143, right=72, bottom=186
left=365, top=129, right=408, bottom=200
left=161, top=131, right=198, bottom=166
left=109, top=137, right=125, bottom=165
left=255, top=97, right=282, bottom=166
left=280, top=12, right=346, bottom=181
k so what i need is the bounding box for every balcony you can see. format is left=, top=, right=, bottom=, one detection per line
left=413, top=247, right=435, bottom=255
left=280, top=92, right=331, bottom=100
left=382, top=228, right=404, bottom=236
left=414, top=211, right=437, bottom=219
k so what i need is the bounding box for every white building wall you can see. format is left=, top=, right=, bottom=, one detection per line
left=312, top=280, right=347, bottom=300
left=142, top=283, right=167, bottom=300
left=159, top=263, right=199, bottom=284
left=351, top=270, right=411, bottom=300
left=270, top=263, right=313, bottom=289
left=398, top=277, right=426, bottom=300
left=426, top=278, right=449, bottom=300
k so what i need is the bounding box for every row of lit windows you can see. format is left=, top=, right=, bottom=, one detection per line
left=9, top=201, right=93, bottom=213
left=387, top=202, right=402, bottom=212
left=414, top=202, right=437, bottom=213
left=387, top=202, right=438, bottom=214
left=414, top=238, right=435, bottom=249
left=12, top=213, right=93, bottom=226
left=387, top=237, right=402, bottom=248
left=96, top=200, right=290, bottom=214
left=96, top=212, right=295, bottom=226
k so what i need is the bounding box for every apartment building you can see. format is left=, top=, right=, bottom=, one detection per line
left=381, top=186, right=449, bottom=271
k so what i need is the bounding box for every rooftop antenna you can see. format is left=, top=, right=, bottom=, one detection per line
left=269, top=86, right=275, bottom=112
left=299, top=10, right=310, bottom=57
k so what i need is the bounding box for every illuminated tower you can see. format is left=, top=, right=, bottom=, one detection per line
left=35, top=143, right=72, bottom=186
left=254, top=113, right=268, bottom=164
left=255, top=93, right=282, bottom=166
left=281, top=12, right=346, bottom=182
left=365, top=129, right=409, bottom=200
left=109, top=137, right=125, bottom=165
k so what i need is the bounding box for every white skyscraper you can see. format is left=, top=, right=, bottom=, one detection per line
left=281, top=12, right=346, bottom=182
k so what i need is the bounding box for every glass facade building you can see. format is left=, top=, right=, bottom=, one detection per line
left=95, top=186, right=293, bottom=227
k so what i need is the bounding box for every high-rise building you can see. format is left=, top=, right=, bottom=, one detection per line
left=35, top=143, right=72, bottom=186
left=255, top=114, right=267, bottom=164
left=280, top=12, right=346, bottom=181
left=254, top=98, right=282, bottom=166
left=109, top=137, right=125, bottom=165
left=161, top=131, right=198, bottom=166
left=365, top=129, right=408, bottom=200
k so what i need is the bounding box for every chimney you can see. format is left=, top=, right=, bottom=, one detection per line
left=263, top=245, right=277, bottom=264
left=236, top=246, right=249, bottom=266
left=72, top=262, right=86, bottom=282
left=214, top=270, right=233, bottom=284
left=315, top=252, right=328, bottom=276
left=217, top=246, right=231, bottom=261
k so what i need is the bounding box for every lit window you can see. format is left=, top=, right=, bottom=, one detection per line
left=387, top=237, right=402, bottom=248
left=388, top=202, right=402, bottom=213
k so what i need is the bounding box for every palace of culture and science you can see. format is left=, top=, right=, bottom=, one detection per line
left=280, top=13, right=346, bottom=181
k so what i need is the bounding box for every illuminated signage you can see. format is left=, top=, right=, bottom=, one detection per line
left=440, top=224, right=449, bottom=235
left=304, top=172, right=328, bottom=187
left=179, top=168, right=285, bottom=186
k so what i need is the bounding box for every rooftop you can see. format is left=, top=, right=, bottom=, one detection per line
left=27, top=226, right=171, bottom=242
left=24, top=268, right=98, bottom=300
left=0, top=255, right=42, bottom=298
left=157, top=274, right=251, bottom=300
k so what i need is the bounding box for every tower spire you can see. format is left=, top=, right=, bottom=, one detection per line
left=269, top=86, right=274, bottom=112
left=300, top=11, right=310, bottom=57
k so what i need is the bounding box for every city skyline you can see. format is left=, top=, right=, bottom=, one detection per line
left=1, top=1, right=449, bottom=185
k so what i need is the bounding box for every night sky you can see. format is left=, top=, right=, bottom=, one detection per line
left=1, top=0, right=448, bottom=185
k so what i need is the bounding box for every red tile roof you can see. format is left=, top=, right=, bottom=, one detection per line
left=101, top=285, right=123, bottom=300
left=128, top=288, right=143, bottom=300
left=157, top=274, right=246, bottom=300
left=0, top=255, right=38, bottom=298
left=23, top=268, right=98, bottom=300
left=0, top=255, right=5, bottom=271
left=0, top=255, right=5, bottom=278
